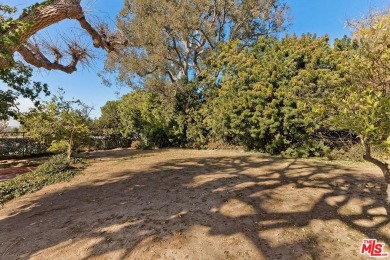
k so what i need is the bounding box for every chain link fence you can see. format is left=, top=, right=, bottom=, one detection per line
left=0, top=132, right=131, bottom=158
left=89, top=134, right=131, bottom=150
left=0, top=132, right=49, bottom=158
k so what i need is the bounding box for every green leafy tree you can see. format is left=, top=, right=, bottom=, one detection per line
left=20, top=93, right=91, bottom=159
left=0, top=61, right=49, bottom=120
left=94, top=101, right=121, bottom=136
left=312, top=10, right=390, bottom=202
left=106, top=0, right=289, bottom=92
left=118, top=90, right=178, bottom=147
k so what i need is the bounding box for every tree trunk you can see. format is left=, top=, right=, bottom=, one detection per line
left=67, top=139, right=73, bottom=160
left=361, top=140, right=390, bottom=210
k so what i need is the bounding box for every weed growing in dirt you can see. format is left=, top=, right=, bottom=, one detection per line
left=0, top=154, right=85, bottom=204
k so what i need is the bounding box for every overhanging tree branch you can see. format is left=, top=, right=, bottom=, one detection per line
left=0, top=0, right=126, bottom=73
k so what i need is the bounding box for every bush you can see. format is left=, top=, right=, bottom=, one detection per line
left=35, top=154, right=71, bottom=175
left=281, top=141, right=330, bottom=158
left=0, top=154, right=83, bottom=204
left=327, top=144, right=365, bottom=161
left=327, top=144, right=390, bottom=162
left=200, top=36, right=343, bottom=156
left=130, top=139, right=154, bottom=150
left=206, top=140, right=239, bottom=150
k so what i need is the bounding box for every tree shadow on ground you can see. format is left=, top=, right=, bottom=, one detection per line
left=0, top=150, right=388, bottom=259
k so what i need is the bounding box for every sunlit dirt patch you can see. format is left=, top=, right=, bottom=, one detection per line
left=0, top=149, right=388, bottom=260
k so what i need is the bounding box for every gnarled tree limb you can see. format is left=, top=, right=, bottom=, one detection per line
left=18, top=42, right=85, bottom=74
left=0, top=0, right=126, bottom=73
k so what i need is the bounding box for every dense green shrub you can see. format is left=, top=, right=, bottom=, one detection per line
left=34, top=154, right=71, bottom=175
left=97, top=33, right=388, bottom=161
left=197, top=35, right=346, bottom=156
left=118, top=90, right=180, bottom=147
left=0, top=154, right=83, bottom=204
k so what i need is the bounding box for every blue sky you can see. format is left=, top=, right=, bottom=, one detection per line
left=2, top=0, right=390, bottom=126
left=288, top=0, right=389, bottom=39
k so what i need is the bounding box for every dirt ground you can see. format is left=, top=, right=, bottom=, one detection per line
left=0, top=157, right=46, bottom=180
left=0, top=148, right=389, bottom=259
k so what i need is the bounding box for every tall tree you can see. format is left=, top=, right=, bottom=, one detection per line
left=95, top=100, right=121, bottom=136
left=105, top=0, right=289, bottom=92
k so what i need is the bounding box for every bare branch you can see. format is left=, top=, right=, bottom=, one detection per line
left=0, top=0, right=127, bottom=72
left=17, top=42, right=87, bottom=74
left=77, top=16, right=127, bottom=53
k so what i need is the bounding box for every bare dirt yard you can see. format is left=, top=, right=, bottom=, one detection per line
left=0, top=149, right=389, bottom=259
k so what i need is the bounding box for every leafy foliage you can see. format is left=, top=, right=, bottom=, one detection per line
left=0, top=1, right=55, bottom=66
left=19, top=92, right=91, bottom=159
left=306, top=10, right=390, bottom=177
left=0, top=61, right=50, bottom=120
left=33, top=154, right=71, bottom=175
left=94, top=101, right=121, bottom=136
left=327, top=10, right=390, bottom=148
left=0, top=154, right=83, bottom=204
left=106, top=0, right=289, bottom=94
left=103, top=7, right=387, bottom=166
left=118, top=90, right=179, bottom=147
left=196, top=35, right=345, bottom=156
left=0, top=4, right=27, bottom=65
left=100, top=34, right=384, bottom=158
left=0, top=4, right=50, bottom=120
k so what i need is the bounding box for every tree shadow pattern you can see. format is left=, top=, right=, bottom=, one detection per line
left=0, top=150, right=389, bottom=259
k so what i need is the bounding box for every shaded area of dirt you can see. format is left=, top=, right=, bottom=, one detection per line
left=0, top=149, right=389, bottom=259
left=0, top=167, right=36, bottom=181
left=0, top=157, right=45, bottom=181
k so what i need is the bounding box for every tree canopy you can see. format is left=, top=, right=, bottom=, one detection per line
left=105, top=0, right=289, bottom=93
left=0, top=62, right=49, bottom=120
left=20, top=92, right=91, bottom=159
left=310, top=9, right=390, bottom=180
